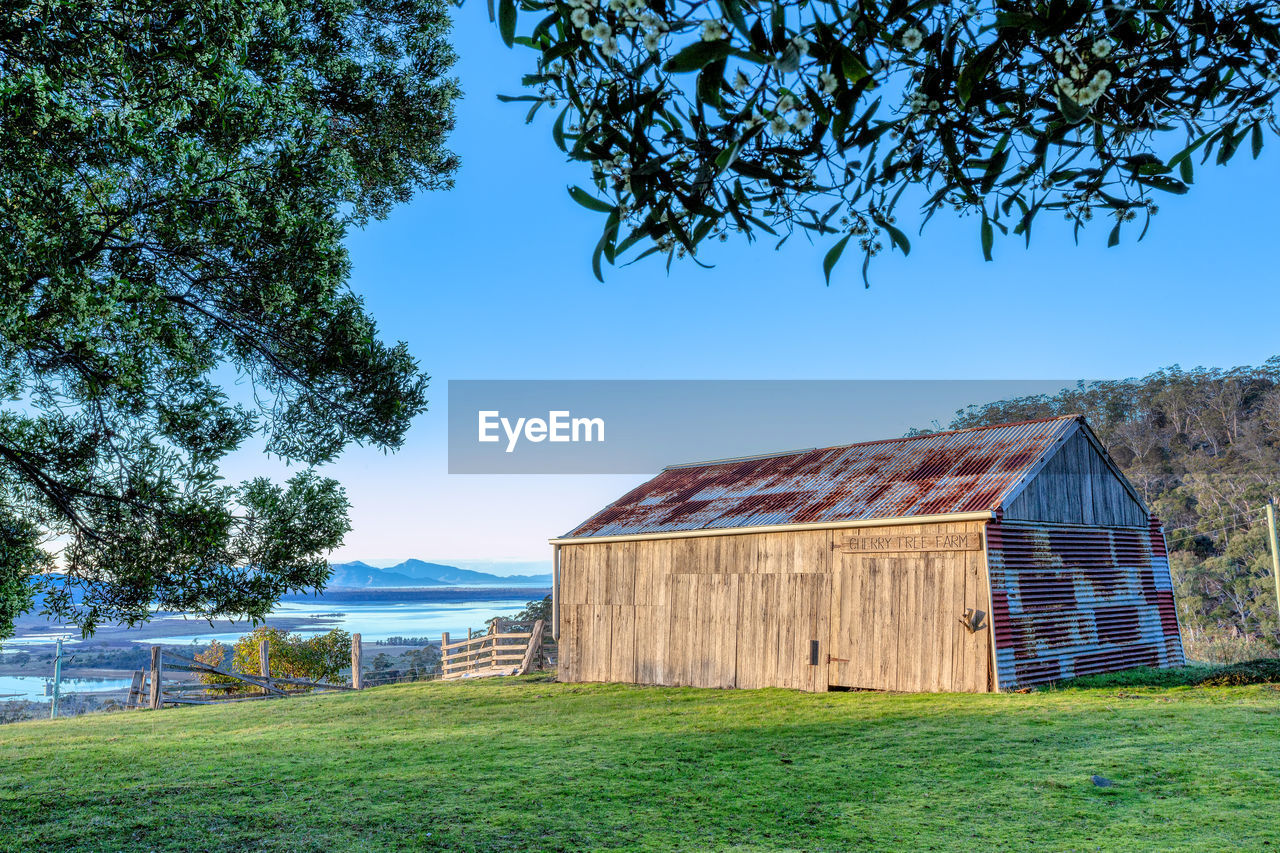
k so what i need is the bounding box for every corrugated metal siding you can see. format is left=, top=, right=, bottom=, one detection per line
left=986, top=518, right=1186, bottom=690
left=565, top=417, right=1079, bottom=538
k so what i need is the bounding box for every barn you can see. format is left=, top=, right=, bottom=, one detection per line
left=549, top=415, right=1185, bottom=692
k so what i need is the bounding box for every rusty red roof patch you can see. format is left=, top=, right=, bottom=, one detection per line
left=562, top=416, right=1083, bottom=538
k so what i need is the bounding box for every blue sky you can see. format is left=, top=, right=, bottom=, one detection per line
left=230, top=9, right=1279, bottom=571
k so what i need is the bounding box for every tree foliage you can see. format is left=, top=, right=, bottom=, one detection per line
left=948, top=358, right=1280, bottom=645
left=0, top=0, right=460, bottom=637
left=491, top=0, right=1280, bottom=281
left=196, top=626, right=353, bottom=689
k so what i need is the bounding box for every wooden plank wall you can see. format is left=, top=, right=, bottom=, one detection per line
left=827, top=521, right=990, bottom=692
left=1004, top=430, right=1146, bottom=527
left=558, top=530, right=832, bottom=692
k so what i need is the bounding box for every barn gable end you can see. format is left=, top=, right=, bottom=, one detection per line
left=999, top=421, right=1147, bottom=527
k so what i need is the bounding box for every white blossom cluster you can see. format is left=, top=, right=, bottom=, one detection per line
left=564, top=0, right=669, bottom=57
left=745, top=90, right=812, bottom=136
left=1054, top=40, right=1114, bottom=106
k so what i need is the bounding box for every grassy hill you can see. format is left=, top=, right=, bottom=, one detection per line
left=1, top=676, right=1278, bottom=851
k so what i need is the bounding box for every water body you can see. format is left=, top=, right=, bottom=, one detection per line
left=9, top=588, right=551, bottom=648
left=0, top=676, right=134, bottom=702
left=129, top=598, right=537, bottom=645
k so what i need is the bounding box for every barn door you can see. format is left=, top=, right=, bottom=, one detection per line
left=827, top=552, right=991, bottom=692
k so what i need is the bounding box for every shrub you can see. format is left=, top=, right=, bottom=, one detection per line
left=195, top=627, right=351, bottom=691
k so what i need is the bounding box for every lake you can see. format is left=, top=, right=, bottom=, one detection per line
left=0, top=675, right=135, bottom=702
left=130, top=598, right=538, bottom=645
left=8, top=588, right=551, bottom=648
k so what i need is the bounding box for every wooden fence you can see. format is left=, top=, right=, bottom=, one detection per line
left=441, top=619, right=552, bottom=680
left=119, top=622, right=554, bottom=710
left=126, top=635, right=364, bottom=710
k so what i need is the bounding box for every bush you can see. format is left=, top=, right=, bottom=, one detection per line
left=195, top=627, right=351, bottom=691
left=1198, top=659, right=1280, bottom=687
left=1181, top=626, right=1279, bottom=665
left=1048, top=658, right=1280, bottom=691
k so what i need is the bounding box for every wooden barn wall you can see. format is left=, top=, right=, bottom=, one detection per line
left=827, top=521, right=991, bottom=693
left=559, top=522, right=996, bottom=693
left=558, top=530, right=834, bottom=692
left=985, top=519, right=1185, bottom=690
left=1003, top=430, right=1146, bottom=527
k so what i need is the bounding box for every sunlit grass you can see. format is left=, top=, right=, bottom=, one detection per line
left=1, top=674, right=1278, bottom=851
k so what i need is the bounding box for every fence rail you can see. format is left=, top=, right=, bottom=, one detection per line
left=127, top=638, right=364, bottom=710
left=116, top=617, right=555, bottom=713
left=441, top=619, right=551, bottom=680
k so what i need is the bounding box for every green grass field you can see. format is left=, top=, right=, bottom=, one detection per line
left=2, top=675, right=1278, bottom=851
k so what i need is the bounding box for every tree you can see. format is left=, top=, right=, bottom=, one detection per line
left=0, top=0, right=461, bottom=640
left=196, top=626, right=353, bottom=689
left=490, top=0, right=1280, bottom=281
left=514, top=594, right=552, bottom=624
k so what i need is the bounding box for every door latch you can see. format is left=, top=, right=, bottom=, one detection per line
left=825, top=653, right=849, bottom=664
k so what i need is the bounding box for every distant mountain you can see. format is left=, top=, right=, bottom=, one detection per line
left=325, top=559, right=551, bottom=589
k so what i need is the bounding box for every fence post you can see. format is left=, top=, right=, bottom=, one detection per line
left=127, top=670, right=144, bottom=709
left=259, top=638, right=271, bottom=694
left=149, top=645, right=162, bottom=710
left=1267, top=502, right=1280, bottom=616
left=49, top=637, right=63, bottom=719
left=440, top=632, right=449, bottom=679
left=351, top=633, right=362, bottom=689
left=518, top=620, right=545, bottom=675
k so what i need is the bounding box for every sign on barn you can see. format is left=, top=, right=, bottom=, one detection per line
left=839, top=532, right=982, bottom=553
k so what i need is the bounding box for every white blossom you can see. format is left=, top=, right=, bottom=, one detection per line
left=1091, top=39, right=1112, bottom=58
left=792, top=35, right=809, bottom=55
left=643, top=31, right=661, bottom=52
left=777, top=93, right=796, bottom=112
left=818, top=72, right=838, bottom=94
left=608, top=0, right=623, bottom=11
left=701, top=19, right=728, bottom=41
left=571, top=8, right=590, bottom=28
left=792, top=109, right=812, bottom=131
left=733, top=70, right=751, bottom=93
left=602, top=37, right=620, bottom=57
left=769, top=114, right=790, bottom=135
left=625, top=0, right=643, bottom=10
left=591, top=21, right=612, bottom=42
left=900, top=27, right=923, bottom=51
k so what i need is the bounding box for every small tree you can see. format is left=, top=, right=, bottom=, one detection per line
left=514, top=595, right=553, bottom=624
left=196, top=626, right=352, bottom=691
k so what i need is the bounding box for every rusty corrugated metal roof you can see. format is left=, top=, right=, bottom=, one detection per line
left=562, top=416, right=1082, bottom=538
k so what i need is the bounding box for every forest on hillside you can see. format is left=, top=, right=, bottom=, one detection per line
left=946, top=358, right=1280, bottom=658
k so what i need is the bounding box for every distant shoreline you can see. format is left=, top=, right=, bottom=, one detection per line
left=284, top=586, right=551, bottom=603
